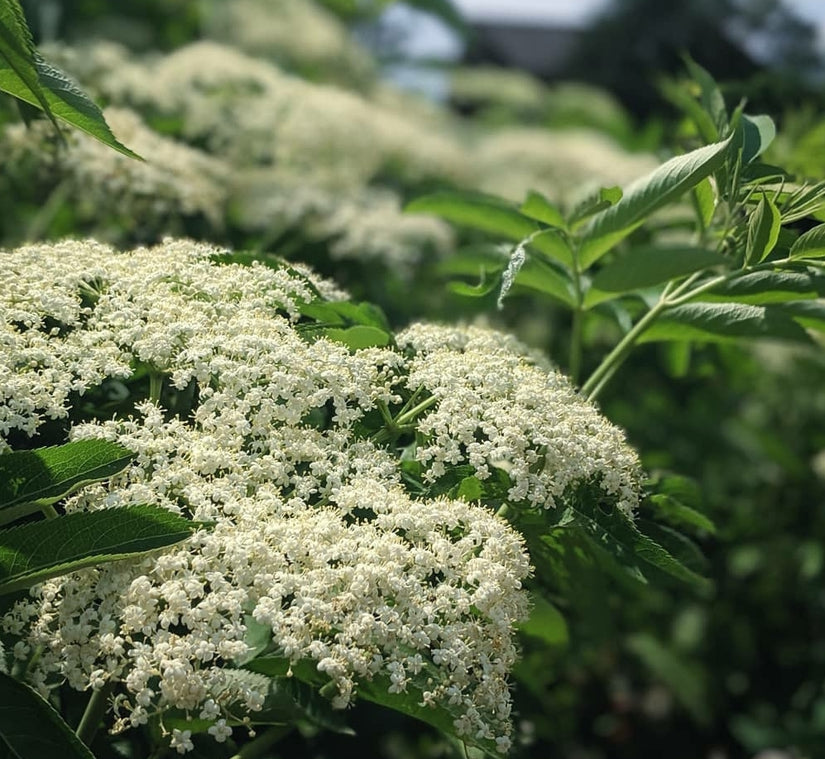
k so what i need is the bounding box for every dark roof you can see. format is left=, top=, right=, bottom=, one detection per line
left=466, top=22, right=582, bottom=79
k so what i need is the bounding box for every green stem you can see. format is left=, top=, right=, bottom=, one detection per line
left=149, top=372, right=163, bottom=405
left=581, top=300, right=668, bottom=401
left=394, top=395, right=437, bottom=426
left=40, top=503, right=59, bottom=520
left=25, top=180, right=70, bottom=241
left=76, top=681, right=113, bottom=747
left=230, top=725, right=292, bottom=759
left=568, top=243, right=585, bottom=385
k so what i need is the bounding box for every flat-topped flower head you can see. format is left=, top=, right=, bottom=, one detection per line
left=1, top=239, right=542, bottom=753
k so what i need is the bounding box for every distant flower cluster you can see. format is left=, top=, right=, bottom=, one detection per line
left=1, top=240, right=640, bottom=752
left=22, top=37, right=655, bottom=272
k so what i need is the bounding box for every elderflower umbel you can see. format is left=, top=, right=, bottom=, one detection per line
left=1, top=239, right=546, bottom=753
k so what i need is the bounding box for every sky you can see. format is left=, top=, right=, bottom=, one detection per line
left=450, top=0, right=825, bottom=47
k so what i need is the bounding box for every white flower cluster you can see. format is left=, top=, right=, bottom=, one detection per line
left=0, top=239, right=535, bottom=752
left=0, top=108, right=229, bottom=239
left=236, top=173, right=454, bottom=272
left=475, top=128, right=658, bottom=204
left=1, top=240, right=640, bottom=752
left=201, top=0, right=375, bottom=86
left=398, top=324, right=641, bottom=516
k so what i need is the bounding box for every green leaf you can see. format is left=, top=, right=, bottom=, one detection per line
left=0, top=49, right=140, bottom=159
left=518, top=593, right=569, bottom=647
left=321, top=325, right=391, bottom=350
left=0, top=0, right=58, bottom=131
left=300, top=300, right=390, bottom=331
left=0, top=440, right=134, bottom=523
left=567, top=185, right=622, bottom=228
left=587, top=246, right=725, bottom=304
left=745, top=193, right=781, bottom=265
left=0, top=505, right=202, bottom=595
left=741, top=114, right=776, bottom=164
left=640, top=302, right=813, bottom=344
left=683, top=56, right=726, bottom=136
left=790, top=223, right=825, bottom=260
left=692, top=177, right=716, bottom=230
left=626, top=634, right=710, bottom=724
left=554, top=495, right=711, bottom=590
left=406, top=191, right=537, bottom=241
left=512, top=256, right=576, bottom=307
left=648, top=494, right=717, bottom=535
left=519, top=190, right=565, bottom=228
left=776, top=300, right=825, bottom=333
left=448, top=268, right=502, bottom=298
left=702, top=270, right=825, bottom=304
left=529, top=228, right=574, bottom=268
left=0, top=671, right=95, bottom=759
left=579, top=136, right=733, bottom=268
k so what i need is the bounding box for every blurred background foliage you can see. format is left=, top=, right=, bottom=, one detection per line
left=4, top=1, right=825, bottom=758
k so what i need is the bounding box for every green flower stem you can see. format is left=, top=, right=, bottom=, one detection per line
left=76, top=680, right=113, bottom=747
left=569, top=306, right=584, bottom=386
left=394, top=395, right=437, bottom=426
left=582, top=301, right=668, bottom=401
left=39, top=503, right=59, bottom=520
left=230, top=725, right=292, bottom=759
left=581, top=256, right=798, bottom=400
left=149, top=372, right=164, bottom=405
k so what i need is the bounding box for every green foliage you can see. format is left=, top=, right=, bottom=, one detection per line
left=0, top=672, right=95, bottom=759
left=0, top=440, right=134, bottom=523
left=0, top=505, right=204, bottom=595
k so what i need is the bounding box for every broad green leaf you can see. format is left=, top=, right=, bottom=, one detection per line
left=448, top=268, right=501, bottom=298
left=683, top=56, right=726, bottom=136
left=246, top=655, right=500, bottom=756
left=741, top=162, right=790, bottom=186
left=300, top=300, right=390, bottom=331
left=567, top=185, right=622, bottom=228
left=0, top=51, right=140, bottom=159
left=777, top=300, right=825, bottom=333
left=512, top=256, right=576, bottom=307
left=0, top=671, right=95, bottom=759
left=648, top=494, right=717, bottom=535
left=626, top=634, right=710, bottom=724
left=518, top=593, right=569, bottom=647
left=588, top=246, right=725, bottom=302
left=0, top=440, right=134, bottom=523
left=0, top=0, right=57, bottom=130
left=0, top=505, right=202, bottom=595
left=745, top=193, right=781, bottom=265
left=658, top=77, right=718, bottom=144
left=321, top=325, right=391, bottom=350
left=692, top=177, right=716, bottom=229
left=455, top=475, right=484, bottom=501
left=554, top=496, right=711, bottom=590
left=741, top=114, right=776, bottom=164
left=701, top=270, right=825, bottom=304
left=790, top=223, right=825, bottom=260
left=519, top=190, right=565, bottom=228
left=406, top=191, right=537, bottom=241
left=579, top=136, right=733, bottom=268
left=529, top=227, right=574, bottom=268
left=640, top=302, right=813, bottom=344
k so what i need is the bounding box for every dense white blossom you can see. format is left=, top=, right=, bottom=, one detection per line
left=1, top=240, right=640, bottom=753
left=475, top=128, right=658, bottom=203
left=0, top=108, right=229, bottom=238
left=398, top=324, right=641, bottom=515
left=202, top=0, right=375, bottom=86
left=236, top=173, right=454, bottom=270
